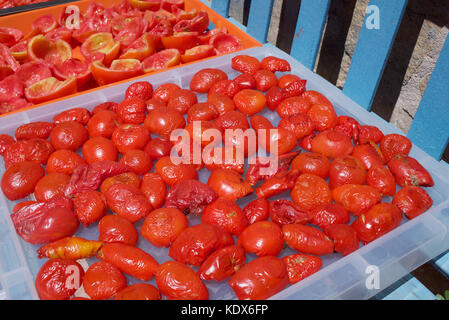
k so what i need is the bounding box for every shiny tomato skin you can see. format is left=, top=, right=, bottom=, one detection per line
left=1, top=161, right=45, bottom=201
left=207, top=168, right=252, bottom=201
left=198, top=245, right=246, bottom=281
left=310, top=202, right=350, bottom=230
left=282, top=224, right=334, bottom=255
left=269, top=199, right=312, bottom=226
left=140, top=172, right=166, bottom=209
left=36, top=258, right=84, bottom=300
left=351, top=142, right=385, bottom=170
left=153, top=83, right=181, bottom=103
left=53, top=108, right=91, bottom=126
left=260, top=56, right=291, bottom=72
left=311, top=130, right=354, bottom=159
left=125, top=81, right=153, bottom=101
left=190, top=68, right=227, bottom=93
left=49, top=121, right=89, bottom=151
left=116, top=97, right=146, bottom=124
left=156, top=260, right=209, bottom=300
left=233, top=89, right=266, bottom=116
left=253, top=69, right=277, bottom=92
left=3, top=139, right=54, bottom=168
left=282, top=253, right=322, bottom=284
left=120, top=149, right=153, bottom=175
left=97, top=243, right=159, bottom=281
left=92, top=102, right=119, bottom=114
left=208, top=79, right=240, bottom=98
left=144, top=137, right=172, bottom=160
left=83, top=260, right=127, bottom=300
left=98, top=214, right=139, bottom=246
left=34, top=172, right=70, bottom=202
left=207, top=92, right=235, bottom=115
left=0, top=134, right=15, bottom=155
left=307, top=103, right=338, bottom=132
left=145, top=98, right=166, bottom=113
left=228, top=256, right=288, bottom=300
left=387, top=154, right=434, bottom=187
left=169, top=223, right=234, bottom=266
left=276, top=96, right=311, bottom=118
left=351, top=203, right=402, bottom=244
left=231, top=55, right=260, bottom=75
left=115, top=283, right=161, bottom=300
left=144, top=106, right=186, bottom=139
left=291, top=152, right=330, bottom=178
left=187, top=102, right=219, bottom=122
left=233, top=73, right=256, bottom=90
left=380, top=134, right=412, bottom=162
left=73, top=190, right=107, bottom=227
left=154, top=156, right=198, bottom=187
left=100, top=172, right=141, bottom=194
left=237, top=220, right=283, bottom=257
left=202, top=197, right=248, bottom=236
left=167, top=88, right=198, bottom=114
left=243, top=197, right=269, bottom=224
left=332, top=184, right=382, bottom=216
left=357, top=125, right=384, bottom=145
left=214, top=110, right=250, bottom=132
left=112, top=124, right=150, bottom=154
left=87, top=110, right=123, bottom=139
left=366, top=165, right=397, bottom=196
left=140, top=207, right=188, bottom=247
left=324, top=224, right=359, bottom=256
left=260, top=127, right=297, bottom=156
left=46, top=149, right=87, bottom=175
left=278, top=113, right=315, bottom=140
left=82, top=136, right=118, bottom=164
left=329, top=155, right=367, bottom=189
left=291, top=173, right=332, bottom=212
left=15, top=122, right=54, bottom=140
left=249, top=115, right=273, bottom=132
left=392, top=186, right=433, bottom=220
left=265, top=86, right=284, bottom=111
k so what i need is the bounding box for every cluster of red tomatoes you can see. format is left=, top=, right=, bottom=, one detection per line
left=0, top=53, right=435, bottom=300
left=0, top=0, right=242, bottom=114
left=0, top=0, right=52, bottom=9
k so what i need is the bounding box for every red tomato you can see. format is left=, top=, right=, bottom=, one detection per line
left=181, top=44, right=215, bottom=63
left=332, top=184, right=382, bottom=216
left=255, top=170, right=300, bottom=199
left=210, top=33, right=243, bottom=55
left=91, top=59, right=144, bottom=86
left=198, top=245, right=246, bottom=281
left=366, top=165, right=397, bottom=196
left=310, top=203, right=350, bottom=230
left=310, top=130, right=354, bottom=159
left=100, top=172, right=141, bottom=194
left=237, top=220, right=284, bottom=257
left=329, top=155, right=367, bottom=189
left=209, top=79, right=240, bottom=98
left=278, top=113, right=315, bottom=140
left=36, top=259, right=84, bottom=300
left=214, top=110, right=250, bottom=132
left=282, top=224, right=334, bottom=255
left=0, top=134, right=15, bottom=155
left=207, top=168, right=252, bottom=201
left=243, top=197, right=269, bottom=224
left=154, top=156, right=198, bottom=186
left=357, top=125, right=384, bottom=145
left=231, top=55, right=260, bottom=75
left=54, top=108, right=91, bottom=126
left=115, top=283, right=161, bottom=300
left=187, top=102, right=219, bottom=122
left=228, top=256, right=288, bottom=300
left=49, top=121, right=89, bottom=151
left=260, top=56, right=291, bottom=72
left=98, top=214, right=139, bottom=246
left=1, top=161, right=45, bottom=200
left=112, top=124, right=150, bottom=154
left=233, top=73, right=256, bottom=90
left=52, top=58, right=92, bottom=88
left=87, top=110, right=123, bottom=138
left=387, top=154, right=434, bottom=187
left=190, top=68, right=227, bottom=93
left=254, top=69, right=277, bottom=92
left=324, top=224, right=359, bottom=256
left=265, top=86, right=285, bottom=111
left=173, top=11, right=209, bottom=34
left=156, top=261, right=209, bottom=300
left=233, top=89, right=266, bottom=115
left=125, top=81, right=153, bottom=101
left=34, top=172, right=70, bottom=202
left=282, top=253, right=322, bottom=284
left=25, top=77, right=77, bottom=104
left=351, top=142, right=385, bottom=170
left=207, top=92, right=235, bottom=115
left=145, top=98, right=166, bottom=113
left=82, top=136, right=118, bottom=164
left=3, top=138, right=54, bottom=168
left=73, top=190, right=107, bottom=227
left=144, top=106, right=186, bottom=139
left=140, top=207, right=188, bottom=247
left=380, top=133, right=412, bottom=162
left=116, top=97, right=146, bottom=124
left=153, top=83, right=180, bottom=103
left=202, top=197, right=248, bottom=236
left=291, top=152, right=330, bottom=178
left=83, top=261, right=127, bottom=300
left=260, top=127, right=297, bottom=156
left=140, top=172, right=166, bottom=209
left=120, top=149, right=153, bottom=175
left=392, top=186, right=433, bottom=220
left=307, top=103, right=338, bottom=131
left=142, top=48, right=181, bottom=72
left=250, top=114, right=273, bottom=132
left=278, top=74, right=301, bottom=89
left=269, top=199, right=311, bottom=225
left=167, top=88, right=198, bottom=114
left=276, top=96, right=311, bottom=118
left=291, top=173, right=332, bottom=212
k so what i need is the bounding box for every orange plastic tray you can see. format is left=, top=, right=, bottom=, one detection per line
left=0, top=0, right=261, bottom=117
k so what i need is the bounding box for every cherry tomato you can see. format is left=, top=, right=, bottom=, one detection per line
left=53, top=108, right=91, bottom=126
left=207, top=92, right=235, bottom=115
left=329, top=155, right=367, bottom=189
left=144, top=106, right=186, bottom=139
left=214, top=110, right=250, bottom=133
left=282, top=224, right=334, bottom=255
left=34, top=172, right=70, bottom=202
left=49, top=121, right=89, bottom=151
left=190, top=68, right=227, bottom=93
left=228, top=256, right=288, bottom=300
left=332, top=184, right=382, bottom=216
left=291, top=173, right=332, bottom=212
left=392, top=186, right=433, bottom=220
left=202, top=197, right=248, bottom=236
left=1, top=161, right=45, bottom=200
left=291, top=152, right=330, bottom=178
left=351, top=142, right=385, bottom=170
left=198, top=245, right=246, bottom=281
left=387, top=154, right=434, bottom=187
left=100, top=172, right=141, bottom=194
left=233, top=89, right=266, bottom=116
left=154, top=156, right=198, bottom=186
left=243, top=197, right=269, bottom=224
left=115, top=283, right=161, bottom=300
left=366, top=165, right=396, bottom=196
left=351, top=203, right=402, bottom=244
left=282, top=253, right=322, bottom=284
left=260, top=127, right=297, bottom=156
left=231, top=55, right=260, bottom=75
left=156, top=260, right=209, bottom=300
left=237, top=220, right=283, bottom=257
left=82, top=136, right=118, bottom=164
left=140, top=207, right=188, bottom=247
left=255, top=170, right=300, bottom=199
left=112, top=123, right=150, bottom=154
left=120, top=149, right=153, bottom=175
left=260, top=56, right=291, bottom=72
left=73, top=190, right=107, bottom=227
left=250, top=114, right=273, bottom=132
left=125, top=81, right=153, bottom=101
left=278, top=74, right=301, bottom=89
left=98, top=214, right=138, bottom=246
left=310, top=202, right=350, bottom=230
left=87, top=110, right=123, bottom=139
left=380, top=133, right=412, bottom=162
left=207, top=168, right=252, bottom=201
left=269, top=199, right=312, bottom=225
left=35, top=259, right=84, bottom=300
left=83, top=260, right=127, bottom=300
left=310, top=130, right=354, bottom=159
left=324, top=224, right=359, bottom=256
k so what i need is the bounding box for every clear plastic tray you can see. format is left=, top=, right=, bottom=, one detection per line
left=1, top=45, right=449, bottom=300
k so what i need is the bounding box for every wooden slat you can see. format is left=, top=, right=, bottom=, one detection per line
left=246, top=0, right=274, bottom=43
left=275, top=0, right=302, bottom=53
left=289, top=0, right=331, bottom=70
left=211, top=0, right=230, bottom=17
left=407, top=36, right=449, bottom=159
left=342, top=0, right=408, bottom=110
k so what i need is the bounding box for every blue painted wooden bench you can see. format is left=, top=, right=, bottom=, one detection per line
left=203, top=0, right=449, bottom=299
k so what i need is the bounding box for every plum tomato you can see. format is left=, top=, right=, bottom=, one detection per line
left=324, top=224, right=359, bottom=256
left=49, top=121, right=89, bottom=151
left=153, top=83, right=180, bottom=103
left=34, top=172, right=71, bottom=202
left=387, top=154, right=434, bottom=187
left=278, top=113, right=315, bottom=140
left=291, top=152, right=330, bottom=178
left=351, top=203, right=402, bottom=244
left=112, top=124, right=150, bottom=154
left=255, top=170, right=301, bottom=199
left=269, top=199, right=312, bottom=226
left=35, top=259, right=84, bottom=300
left=254, top=69, right=277, bottom=92
left=115, top=283, right=161, bottom=301
left=98, top=214, right=139, bottom=246
left=154, top=156, right=198, bottom=186
left=291, top=173, right=332, bottom=212
left=142, top=48, right=181, bottom=73
left=260, top=56, right=291, bottom=73
left=237, top=220, right=283, bottom=257
left=190, top=68, right=227, bottom=93
left=228, top=256, right=288, bottom=300
left=82, top=136, right=118, bottom=164
left=392, top=186, right=433, bottom=220
left=233, top=89, right=266, bottom=115
left=276, top=96, right=311, bottom=118
left=1, top=161, right=45, bottom=200
left=140, top=207, right=188, bottom=247
left=207, top=168, right=252, bottom=201
left=310, top=202, right=350, bottom=230
left=144, top=106, right=186, bottom=138
left=121, top=149, right=153, bottom=175
left=208, top=79, right=240, bottom=99
left=167, top=88, right=198, bottom=114
left=250, top=114, right=273, bottom=132
left=380, top=133, right=412, bottom=162
left=243, top=197, right=269, bottom=224
left=156, top=260, right=209, bottom=300
left=15, top=122, right=54, bottom=140
left=53, top=108, right=91, bottom=126
left=187, top=102, right=219, bottom=122
left=311, top=130, right=354, bottom=159
left=278, top=74, right=301, bottom=89
left=207, top=92, right=235, bottom=115
left=282, top=224, right=334, bottom=255
left=366, top=165, right=397, bottom=196
left=3, top=138, right=54, bottom=168
left=332, top=184, right=382, bottom=216
left=198, top=245, right=246, bottom=282
left=260, top=127, right=297, bottom=156
left=233, top=73, right=256, bottom=90
left=165, top=179, right=217, bottom=215
left=97, top=243, right=159, bottom=281
left=83, top=260, right=127, bottom=300
left=202, top=197, right=248, bottom=236
left=351, top=141, right=385, bottom=170
left=116, top=97, right=146, bottom=124
left=125, top=81, right=153, bottom=101
left=231, top=55, right=260, bottom=75
left=328, top=155, right=367, bottom=189
left=73, top=190, right=107, bottom=227
left=87, top=110, right=123, bottom=139
left=282, top=253, right=322, bottom=284
left=105, top=183, right=152, bottom=223
left=169, top=223, right=234, bottom=266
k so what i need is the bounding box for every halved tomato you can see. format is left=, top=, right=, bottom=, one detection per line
left=91, top=59, right=143, bottom=86
left=9, top=41, right=28, bottom=63
left=80, top=32, right=120, bottom=66
left=111, top=13, right=146, bottom=37
left=160, top=0, right=184, bottom=12
left=0, top=98, right=31, bottom=115
left=45, top=27, right=72, bottom=43
left=210, top=33, right=243, bottom=55
left=153, top=9, right=177, bottom=24
left=181, top=45, right=215, bottom=63
left=120, top=33, right=156, bottom=61
left=199, top=27, right=227, bottom=44
left=0, top=43, right=20, bottom=80
left=129, top=0, right=161, bottom=11
left=52, top=58, right=92, bottom=88
left=173, top=11, right=209, bottom=34
left=24, top=77, right=77, bottom=104
left=173, top=7, right=198, bottom=22
left=16, top=61, right=52, bottom=88
left=161, top=32, right=200, bottom=52
left=0, top=75, right=23, bottom=102
left=27, top=35, right=72, bottom=66
left=31, top=14, right=58, bottom=36
left=142, top=48, right=180, bottom=73
left=0, top=27, right=24, bottom=47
